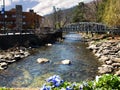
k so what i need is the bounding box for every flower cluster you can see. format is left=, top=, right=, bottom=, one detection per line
left=40, top=75, right=64, bottom=90
left=46, top=75, right=64, bottom=87
left=40, top=74, right=120, bottom=90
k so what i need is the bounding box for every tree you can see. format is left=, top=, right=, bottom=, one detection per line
left=52, top=6, right=69, bottom=29
left=96, top=0, right=108, bottom=22
left=103, top=0, right=120, bottom=27
left=72, top=2, right=87, bottom=23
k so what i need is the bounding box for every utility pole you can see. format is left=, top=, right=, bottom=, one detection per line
left=1, top=0, right=5, bottom=31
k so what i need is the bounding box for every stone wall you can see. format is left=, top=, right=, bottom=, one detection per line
left=0, top=31, right=62, bottom=49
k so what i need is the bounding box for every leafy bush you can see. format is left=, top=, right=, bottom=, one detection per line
left=40, top=74, right=120, bottom=90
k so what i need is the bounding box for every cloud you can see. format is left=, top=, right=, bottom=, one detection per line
left=0, top=0, right=93, bottom=16
left=0, top=0, right=11, bottom=6
left=31, top=0, right=93, bottom=16
left=12, top=0, right=20, bottom=2
left=0, top=0, right=20, bottom=6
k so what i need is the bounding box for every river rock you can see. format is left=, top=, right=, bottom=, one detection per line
left=61, top=59, right=71, bottom=65
left=112, top=63, right=120, bottom=67
left=5, top=53, right=14, bottom=59
left=0, top=54, right=6, bottom=59
left=0, top=62, right=8, bottom=70
left=46, top=43, right=52, bottom=46
left=116, top=42, right=120, bottom=48
left=95, top=53, right=101, bottom=58
left=5, top=59, right=16, bottom=63
left=24, top=51, right=30, bottom=57
left=106, top=60, right=113, bottom=65
left=115, top=70, right=120, bottom=76
left=112, top=58, right=120, bottom=63
left=87, top=44, right=97, bottom=50
left=37, top=58, right=49, bottom=64
left=98, top=65, right=113, bottom=74
left=14, top=55, right=21, bottom=61
left=99, top=56, right=109, bottom=63
left=102, top=49, right=110, bottom=55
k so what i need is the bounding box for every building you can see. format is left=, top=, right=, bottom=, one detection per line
left=0, top=5, right=43, bottom=30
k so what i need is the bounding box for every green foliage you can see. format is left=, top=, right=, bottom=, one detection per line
left=0, top=88, right=13, bottom=90
left=72, top=2, right=87, bottom=23
left=41, top=74, right=120, bottom=90
left=97, top=0, right=108, bottom=22
left=103, top=0, right=120, bottom=27
left=95, top=74, right=120, bottom=89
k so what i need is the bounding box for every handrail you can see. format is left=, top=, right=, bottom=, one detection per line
left=0, top=29, right=35, bottom=35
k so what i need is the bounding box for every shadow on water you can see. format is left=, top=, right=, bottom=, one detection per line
left=0, top=33, right=100, bottom=87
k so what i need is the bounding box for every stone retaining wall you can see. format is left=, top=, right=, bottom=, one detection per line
left=0, top=31, right=62, bottom=49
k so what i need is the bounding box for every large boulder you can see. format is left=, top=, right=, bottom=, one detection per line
left=37, top=58, right=49, bottom=64
left=61, top=59, right=71, bottom=65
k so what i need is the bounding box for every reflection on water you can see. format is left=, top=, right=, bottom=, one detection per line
left=0, top=33, right=100, bottom=87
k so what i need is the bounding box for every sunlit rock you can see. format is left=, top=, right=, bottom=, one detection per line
left=37, top=58, right=49, bottom=64
left=98, top=65, right=113, bottom=74
left=106, top=60, right=112, bottom=65
left=61, top=59, right=71, bottom=65
left=0, top=62, right=8, bottom=70
left=112, top=58, right=120, bottom=63
left=112, top=63, right=120, bottom=67
left=98, top=56, right=109, bottom=63
left=46, top=43, right=52, bottom=46
left=115, top=70, right=120, bottom=76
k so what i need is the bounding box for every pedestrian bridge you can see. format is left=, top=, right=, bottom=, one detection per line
left=60, top=22, right=119, bottom=34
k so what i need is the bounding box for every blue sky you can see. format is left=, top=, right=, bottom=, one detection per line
left=0, top=0, right=93, bottom=16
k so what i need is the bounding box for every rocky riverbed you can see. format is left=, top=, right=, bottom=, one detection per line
left=0, top=47, right=30, bottom=70
left=86, top=34, right=120, bottom=75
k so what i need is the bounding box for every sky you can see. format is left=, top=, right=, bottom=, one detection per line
left=0, top=0, right=93, bottom=16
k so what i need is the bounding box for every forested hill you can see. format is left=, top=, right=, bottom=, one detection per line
left=43, top=0, right=120, bottom=28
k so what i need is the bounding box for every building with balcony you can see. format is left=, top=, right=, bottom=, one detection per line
left=0, top=5, right=43, bottom=30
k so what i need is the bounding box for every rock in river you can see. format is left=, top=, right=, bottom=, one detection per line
left=46, top=43, right=52, bottom=46
left=37, top=58, right=49, bottom=64
left=0, top=62, right=8, bottom=70
left=61, top=59, right=71, bottom=65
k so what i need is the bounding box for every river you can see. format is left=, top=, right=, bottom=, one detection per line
left=0, top=33, right=100, bottom=87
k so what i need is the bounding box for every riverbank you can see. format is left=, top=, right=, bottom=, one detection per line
left=0, top=47, right=31, bottom=70
left=0, top=31, right=62, bottom=70
left=82, top=33, right=120, bottom=75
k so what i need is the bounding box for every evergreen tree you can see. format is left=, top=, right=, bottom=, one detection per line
left=72, top=2, right=86, bottom=23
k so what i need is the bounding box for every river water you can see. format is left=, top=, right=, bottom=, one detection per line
left=0, top=33, right=100, bottom=87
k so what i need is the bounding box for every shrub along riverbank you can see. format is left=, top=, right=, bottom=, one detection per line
left=0, top=74, right=120, bottom=90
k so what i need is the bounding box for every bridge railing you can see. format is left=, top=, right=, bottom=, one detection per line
left=61, top=22, right=120, bottom=35
left=0, top=29, right=35, bottom=35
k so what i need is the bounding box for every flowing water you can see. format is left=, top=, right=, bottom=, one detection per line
left=0, top=33, right=100, bottom=87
